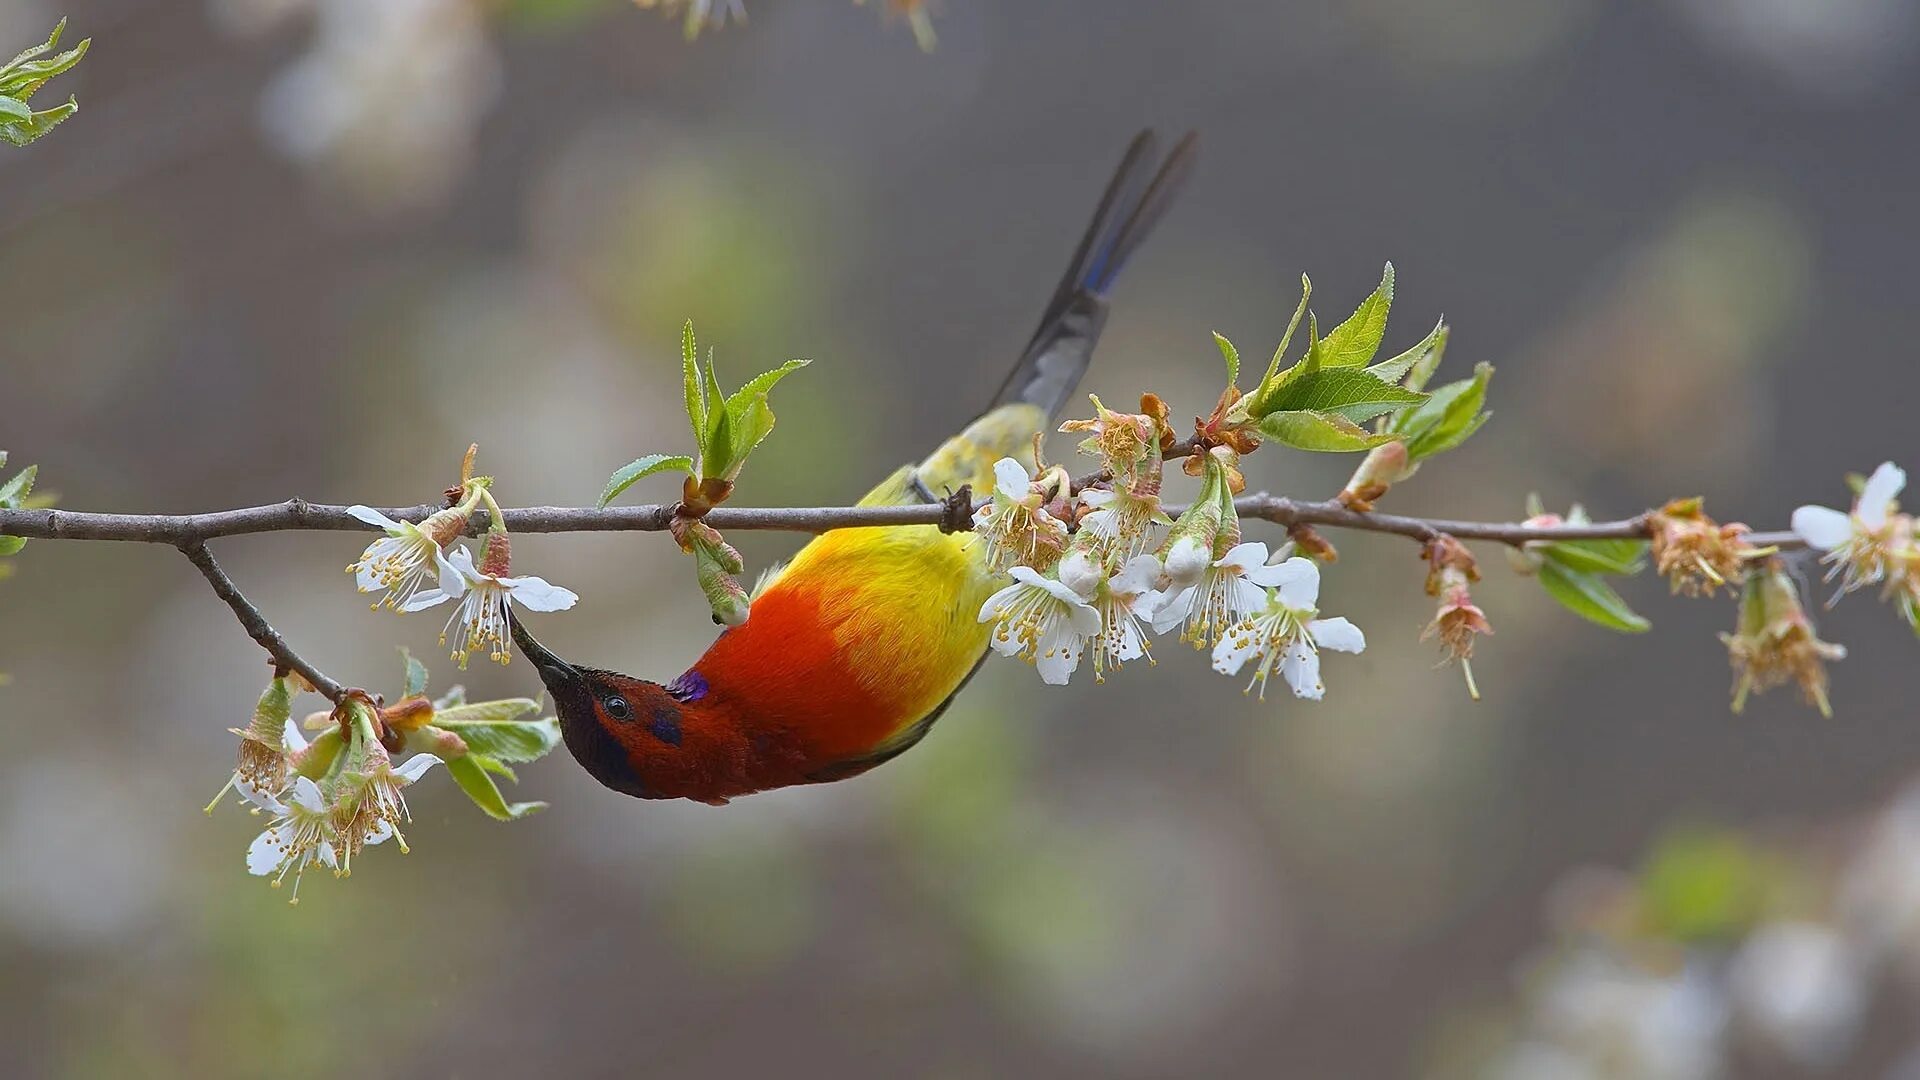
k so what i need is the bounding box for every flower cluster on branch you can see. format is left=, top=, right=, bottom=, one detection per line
left=0, top=263, right=1904, bottom=903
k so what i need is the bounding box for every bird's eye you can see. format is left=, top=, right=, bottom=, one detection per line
left=602, top=695, right=632, bottom=721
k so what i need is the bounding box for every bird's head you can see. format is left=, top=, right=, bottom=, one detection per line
left=509, top=613, right=689, bottom=799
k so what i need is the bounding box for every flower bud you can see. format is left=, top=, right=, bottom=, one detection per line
left=1057, top=547, right=1106, bottom=597
left=1338, top=440, right=1412, bottom=512
left=1288, top=524, right=1338, bottom=563
left=683, top=522, right=750, bottom=626
left=1161, top=534, right=1211, bottom=587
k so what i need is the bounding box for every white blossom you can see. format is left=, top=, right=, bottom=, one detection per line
left=979, top=565, right=1100, bottom=685
left=1211, top=557, right=1366, bottom=700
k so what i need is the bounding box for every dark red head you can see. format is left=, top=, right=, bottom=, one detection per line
left=509, top=614, right=690, bottom=800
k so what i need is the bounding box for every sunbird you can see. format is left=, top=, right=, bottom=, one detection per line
left=512, top=130, right=1197, bottom=804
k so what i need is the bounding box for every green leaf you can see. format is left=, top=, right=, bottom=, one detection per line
left=1368, top=319, right=1448, bottom=388
left=599, top=453, right=695, bottom=508
left=435, top=697, right=541, bottom=726
left=1252, top=276, right=1313, bottom=404
left=681, top=320, right=705, bottom=441
left=1401, top=362, right=1493, bottom=460
left=400, top=649, right=430, bottom=698
left=1253, top=368, right=1427, bottom=425
left=439, top=716, right=560, bottom=764
left=1214, top=332, right=1240, bottom=387
left=1, top=18, right=64, bottom=73
left=1537, top=561, right=1650, bottom=633
left=472, top=754, right=519, bottom=783
left=0, top=22, right=87, bottom=97
left=1541, top=538, right=1647, bottom=577
left=726, top=358, right=810, bottom=414
left=0, top=536, right=23, bottom=557
left=0, top=464, right=35, bottom=507
left=701, top=347, right=726, bottom=444
left=717, top=358, right=810, bottom=473
left=0, top=21, right=87, bottom=147
left=446, top=754, right=548, bottom=822
left=1315, top=262, right=1394, bottom=368
left=0, top=98, right=78, bottom=147
left=1254, top=409, right=1402, bottom=453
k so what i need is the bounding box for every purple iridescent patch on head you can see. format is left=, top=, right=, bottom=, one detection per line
left=666, top=669, right=709, bottom=703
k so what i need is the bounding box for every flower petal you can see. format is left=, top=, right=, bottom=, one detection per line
left=1211, top=622, right=1260, bottom=675
left=1858, top=462, right=1906, bottom=529
left=1791, top=505, right=1853, bottom=551
left=235, top=777, right=286, bottom=814
left=347, top=505, right=404, bottom=533
left=282, top=718, right=308, bottom=753
left=980, top=581, right=1027, bottom=622
left=1111, top=554, right=1163, bottom=598
left=503, top=575, right=579, bottom=612
left=1308, top=616, right=1366, bottom=654
left=1269, top=557, right=1320, bottom=609
left=1065, top=601, right=1102, bottom=637
left=435, top=546, right=468, bottom=598
left=1215, top=542, right=1269, bottom=574
left=993, top=458, right=1031, bottom=499
left=1281, top=641, right=1324, bottom=700
left=247, top=826, right=289, bottom=876
left=1034, top=623, right=1083, bottom=685
left=1151, top=586, right=1197, bottom=634
left=288, top=776, right=327, bottom=813
left=401, top=588, right=456, bottom=612
left=393, top=753, right=443, bottom=783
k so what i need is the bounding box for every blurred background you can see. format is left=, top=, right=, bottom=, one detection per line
left=4, top=1, right=1920, bottom=1076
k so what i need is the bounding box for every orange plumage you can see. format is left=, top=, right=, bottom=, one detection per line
left=513, top=131, right=1196, bottom=804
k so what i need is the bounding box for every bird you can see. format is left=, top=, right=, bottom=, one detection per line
left=511, top=130, right=1197, bottom=805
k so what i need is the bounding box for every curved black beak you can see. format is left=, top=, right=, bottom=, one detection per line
left=509, top=612, right=577, bottom=691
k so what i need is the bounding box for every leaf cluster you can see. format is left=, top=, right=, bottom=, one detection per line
left=396, top=651, right=559, bottom=821
left=600, top=320, right=810, bottom=508
left=1217, top=265, right=1479, bottom=455
left=1, top=20, right=88, bottom=147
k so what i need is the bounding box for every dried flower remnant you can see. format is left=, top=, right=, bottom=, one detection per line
left=1723, top=563, right=1847, bottom=717
left=1421, top=536, right=1492, bottom=699
left=1648, top=497, right=1751, bottom=597
left=206, top=674, right=297, bottom=813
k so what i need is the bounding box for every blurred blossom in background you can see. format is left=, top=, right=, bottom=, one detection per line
left=3, top=1, right=1920, bottom=1076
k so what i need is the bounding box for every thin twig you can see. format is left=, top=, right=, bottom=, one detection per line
left=0, top=497, right=1806, bottom=551
left=177, top=541, right=347, bottom=703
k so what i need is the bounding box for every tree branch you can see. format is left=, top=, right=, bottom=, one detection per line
left=0, top=497, right=1806, bottom=550
left=177, top=541, right=347, bottom=703
left=4, top=490, right=1802, bottom=704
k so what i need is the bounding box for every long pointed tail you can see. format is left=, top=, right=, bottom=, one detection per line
left=985, top=129, right=1199, bottom=422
